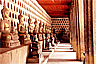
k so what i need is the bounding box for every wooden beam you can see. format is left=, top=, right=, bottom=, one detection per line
left=49, top=13, right=69, bottom=15
left=37, top=0, right=71, bottom=5
left=47, top=11, right=69, bottom=14
left=44, top=9, right=70, bottom=11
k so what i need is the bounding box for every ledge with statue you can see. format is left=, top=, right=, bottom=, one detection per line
left=0, top=1, right=20, bottom=48
left=0, top=42, right=32, bottom=64
left=27, top=19, right=44, bottom=64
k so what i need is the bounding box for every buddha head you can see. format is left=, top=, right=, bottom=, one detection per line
left=34, top=19, right=38, bottom=26
left=28, top=15, right=33, bottom=24
left=18, top=10, right=24, bottom=23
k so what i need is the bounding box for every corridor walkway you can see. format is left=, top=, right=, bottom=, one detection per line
left=46, top=43, right=83, bottom=64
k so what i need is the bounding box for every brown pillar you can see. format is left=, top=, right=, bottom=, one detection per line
left=84, top=0, right=94, bottom=64
left=70, top=1, right=77, bottom=52
left=83, top=0, right=89, bottom=64
left=88, top=0, right=93, bottom=63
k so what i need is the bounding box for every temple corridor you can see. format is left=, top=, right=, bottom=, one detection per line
left=27, top=43, right=83, bottom=64
left=0, top=0, right=96, bottom=64
left=46, top=43, right=83, bottom=64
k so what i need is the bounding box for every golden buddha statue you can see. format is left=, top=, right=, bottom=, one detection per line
left=43, top=23, right=46, bottom=33
left=1, top=1, right=11, bottom=33
left=39, top=21, right=43, bottom=33
left=18, top=11, right=31, bottom=44
left=28, top=16, right=34, bottom=34
left=34, top=19, right=39, bottom=33
left=18, top=11, right=25, bottom=34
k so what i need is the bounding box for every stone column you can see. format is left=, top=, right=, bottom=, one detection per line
left=78, top=0, right=85, bottom=61
left=93, top=0, right=96, bottom=64
left=69, top=8, right=72, bottom=45
left=75, top=0, right=81, bottom=60
left=70, top=1, right=77, bottom=52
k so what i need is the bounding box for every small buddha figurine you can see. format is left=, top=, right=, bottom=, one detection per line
left=39, top=21, right=43, bottom=33
left=28, top=15, right=35, bottom=42
left=43, top=23, right=46, bottom=33
left=28, top=16, right=34, bottom=34
left=34, top=19, right=39, bottom=33
left=18, top=11, right=26, bottom=34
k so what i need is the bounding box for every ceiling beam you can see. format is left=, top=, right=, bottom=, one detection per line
left=37, top=0, right=71, bottom=5
left=47, top=11, right=69, bottom=14
left=49, top=13, right=69, bottom=15
left=39, top=4, right=71, bottom=5
left=44, top=9, right=70, bottom=11
left=51, top=15, right=68, bottom=16
left=49, top=14, right=69, bottom=16
left=41, top=5, right=69, bottom=6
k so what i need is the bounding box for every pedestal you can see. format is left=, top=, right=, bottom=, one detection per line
left=19, top=33, right=31, bottom=44
left=43, top=34, right=46, bottom=50
left=27, top=34, right=44, bottom=64
left=1, top=33, right=20, bottom=48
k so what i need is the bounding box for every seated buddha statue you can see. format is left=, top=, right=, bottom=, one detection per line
left=39, top=21, right=43, bottom=33
left=1, top=1, right=20, bottom=47
left=18, top=11, right=25, bottom=34
left=28, top=16, right=35, bottom=42
left=18, top=11, right=31, bottom=44
left=34, top=19, right=39, bottom=33
left=28, top=16, right=34, bottom=34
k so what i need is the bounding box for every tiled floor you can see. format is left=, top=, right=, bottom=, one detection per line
left=46, top=43, right=83, bottom=64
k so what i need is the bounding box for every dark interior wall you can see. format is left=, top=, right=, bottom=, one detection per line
left=51, top=18, right=70, bottom=43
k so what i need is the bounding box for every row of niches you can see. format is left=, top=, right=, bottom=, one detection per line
left=1, top=0, right=50, bottom=22
left=52, top=27, right=69, bottom=30
left=52, top=21, right=69, bottom=23
left=51, top=19, right=69, bottom=21
left=52, top=25, right=69, bottom=28
left=8, top=11, right=29, bottom=22
left=6, top=2, right=36, bottom=21
left=6, top=0, right=34, bottom=15
left=51, top=23, right=69, bottom=25
left=8, top=0, right=47, bottom=18
left=55, top=30, right=69, bottom=32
